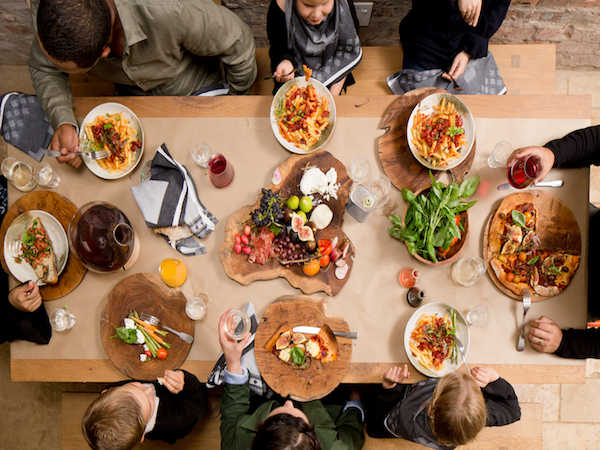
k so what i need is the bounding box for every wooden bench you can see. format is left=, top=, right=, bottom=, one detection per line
left=250, top=44, right=556, bottom=96
left=62, top=392, right=542, bottom=449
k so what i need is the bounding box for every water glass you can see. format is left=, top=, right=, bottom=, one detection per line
left=467, top=305, right=491, bottom=327
left=224, top=309, right=251, bottom=341
left=368, top=174, right=391, bottom=209
left=208, top=153, right=234, bottom=188
left=34, top=163, right=60, bottom=188
left=50, top=308, right=76, bottom=332
left=191, top=141, right=211, bottom=168
left=452, top=257, right=486, bottom=286
left=1, top=157, right=37, bottom=192
left=349, top=156, right=371, bottom=183
left=140, top=160, right=152, bottom=182
left=487, top=141, right=512, bottom=168
left=186, top=296, right=207, bottom=320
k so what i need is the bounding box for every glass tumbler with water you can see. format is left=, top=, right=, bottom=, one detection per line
left=467, top=305, right=490, bottom=327
left=50, top=308, right=76, bottom=331
left=224, top=309, right=251, bottom=340
left=191, top=141, right=211, bottom=168
left=34, top=163, right=61, bottom=188
left=2, top=157, right=37, bottom=192
left=368, top=174, right=391, bottom=209
left=452, top=257, right=486, bottom=286
left=350, top=156, right=370, bottom=183
left=487, top=141, right=512, bottom=168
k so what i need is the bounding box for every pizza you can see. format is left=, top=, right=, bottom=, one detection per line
left=15, top=216, right=58, bottom=284
left=488, top=198, right=580, bottom=297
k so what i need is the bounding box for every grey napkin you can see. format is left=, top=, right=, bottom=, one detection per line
left=0, top=92, right=53, bottom=161
left=131, top=144, right=218, bottom=255
left=192, top=83, right=230, bottom=96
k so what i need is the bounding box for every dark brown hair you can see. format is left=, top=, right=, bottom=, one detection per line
left=251, top=413, right=322, bottom=450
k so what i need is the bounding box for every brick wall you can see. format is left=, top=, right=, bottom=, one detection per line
left=3, top=0, right=600, bottom=69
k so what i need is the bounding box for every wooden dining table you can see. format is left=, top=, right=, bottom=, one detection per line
left=5, top=93, right=591, bottom=385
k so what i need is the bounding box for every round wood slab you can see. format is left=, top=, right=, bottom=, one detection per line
left=219, top=150, right=354, bottom=296
left=483, top=191, right=581, bottom=302
left=378, top=87, right=476, bottom=193
left=0, top=190, right=87, bottom=300
left=100, top=273, right=194, bottom=381
left=255, top=295, right=352, bottom=401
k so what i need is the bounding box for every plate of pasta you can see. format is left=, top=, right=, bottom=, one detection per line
left=270, top=77, right=336, bottom=154
left=79, top=102, right=144, bottom=179
left=406, top=93, right=474, bottom=170
left=403, top=302, right=469, bottom=377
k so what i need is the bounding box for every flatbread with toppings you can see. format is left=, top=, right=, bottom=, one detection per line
left=15, top=216, right=57, bottom=284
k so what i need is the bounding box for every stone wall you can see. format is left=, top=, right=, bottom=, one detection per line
left=3, top=0, right=600, bottom=69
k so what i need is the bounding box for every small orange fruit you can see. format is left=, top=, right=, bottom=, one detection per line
left=303, top=259, right=320, bottom=277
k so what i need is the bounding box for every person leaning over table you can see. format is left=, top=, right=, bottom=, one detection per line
left=506, top=125, right=600, bottom=358
left=28, top=0, right=257, bottom=169
left=1, top=280, right=51, bottom=345
left=218, top=309, right=365, bottom=450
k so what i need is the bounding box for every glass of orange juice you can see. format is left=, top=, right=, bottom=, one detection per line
left=159, top=258, right=187, bottom=287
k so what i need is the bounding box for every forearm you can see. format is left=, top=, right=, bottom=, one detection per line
left=483, top=378, right=521, bottom=426
left=267, top=0, right=295, bottom=73
left=545, top=125, right=600, bottom=168
left=555, top=328, right=600, bottom=359
left=461, top=0, right=510, bottom=59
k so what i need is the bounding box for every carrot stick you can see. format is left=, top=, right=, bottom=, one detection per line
left=130, top=316, right=157, bottom=333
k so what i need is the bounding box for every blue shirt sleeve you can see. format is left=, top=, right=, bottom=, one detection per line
left=343, top=398, right=365, bottom=422
left=223, top=367, right=249, bottom=385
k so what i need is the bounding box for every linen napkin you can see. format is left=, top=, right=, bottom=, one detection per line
left=0, top=92, right=53, bottom=161
left=131, top=144, right=218, bottom=255
left=207, top=302, right=267, bottom=396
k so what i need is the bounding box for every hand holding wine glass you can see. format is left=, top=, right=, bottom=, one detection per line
left=505, top=146, right=555, bottom=188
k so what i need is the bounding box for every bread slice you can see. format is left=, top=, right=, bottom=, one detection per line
left=22, top=216, right=58, bottom=284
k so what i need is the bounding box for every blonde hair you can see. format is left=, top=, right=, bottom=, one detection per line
left=82, top=387, right=146, bottom=450
left=429, top=372, right=487, bottom=446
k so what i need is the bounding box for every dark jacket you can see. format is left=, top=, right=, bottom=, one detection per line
left=0, top=280, right=51, bottom=345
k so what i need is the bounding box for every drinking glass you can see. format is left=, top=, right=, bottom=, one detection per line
left=186, top=297, right=206, bottom=320
left=452, top=257, right=486, bottom=287
left=488, top=141, right=512, bottom=168
left=399, top=267, right=420, bottom=288
left=208, top=153, right=234, bottom=188
left=50, top=308, right=76, bottom=331
left=2, top=157, right=37, bottom=192
left=467, top=305, right=491, bottom=327
left=34, top=163, right=60, bottom=188
left=191, top=141, right=211, bottom=168
left=350, top=156, right=371, bottom=183
left=507, top=155, right=543, bottom=189
left=140, top=160, right=152, bottom=182
left=224, top=309, right=251, bottom=340
left=159, top=258, right=187, bottom=287
left=368, top=174, right=391, bottom=209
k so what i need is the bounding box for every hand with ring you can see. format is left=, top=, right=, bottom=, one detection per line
left=528, top=316, right=563, bottom=353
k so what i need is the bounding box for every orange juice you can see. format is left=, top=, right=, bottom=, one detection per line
left=159, top=259, right=187, bottom=287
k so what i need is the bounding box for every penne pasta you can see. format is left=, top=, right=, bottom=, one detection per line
left=410, top=313, right=456, bottom=371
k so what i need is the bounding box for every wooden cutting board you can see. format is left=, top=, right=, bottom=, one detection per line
left=254, top=295, right=352, bottom=401
left=100, top=273, right=193, bottom=381
left=483, top=191, right=581, bottom=302
left=378, top=87, right=476, bottom=194
left=0, top=190, right=87, bottom=300
left=219, top=150, right=354, bottom=296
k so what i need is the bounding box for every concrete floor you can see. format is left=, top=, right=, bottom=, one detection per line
left=2, top=65, right=600, bottom=449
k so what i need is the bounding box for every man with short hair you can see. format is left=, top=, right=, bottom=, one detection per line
left=29, top=0, right=257, bottom=168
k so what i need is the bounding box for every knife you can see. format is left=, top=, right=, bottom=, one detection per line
left=292, top=326, right=358, bottom=339
left=497, top=179, right=564, bottom=190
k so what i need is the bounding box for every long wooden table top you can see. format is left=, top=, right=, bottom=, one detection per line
left=8, top=94, right=592, bottom=384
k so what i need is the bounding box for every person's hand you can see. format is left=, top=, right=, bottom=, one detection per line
left=273, top=60, right=295, bottom=84
left=458, top=0, right=482, bottom=27
left=382, top=364, right=410, bottom=389
left=442, top=51, right=470, bottom=81
left=50, top=124, right=82, bottom=168
left=8, top=281, right=43, bottom=312
left=162, top=370, right=185, bottom=394
left=505, top=146, right=555, bottom=185
left=471, top=366, right=499, bottom=388
left=529, top=316, right=563, bottom=353
left=218, top=309, right=252, bottom=375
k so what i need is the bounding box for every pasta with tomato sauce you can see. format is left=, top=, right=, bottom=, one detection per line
left=409, top=313, right=456, bottom=371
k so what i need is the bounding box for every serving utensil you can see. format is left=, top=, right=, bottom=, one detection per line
left=497, top=179, right=563, bottom=190
left=292, top=325, right=358, bottom=339
left=517, top=288, right=531, bottom=352
left=140, top=312, right=194, bottom=344
left=453, top=336, right=470, bottom=373
left=43, top=148, right=110, bottom=160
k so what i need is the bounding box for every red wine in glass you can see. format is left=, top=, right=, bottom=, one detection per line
left=507, top=155, right=542, bottom=189
left=208, top=153, right=234, bottom=188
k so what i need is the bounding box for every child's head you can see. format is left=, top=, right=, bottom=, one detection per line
left=296, top=0, right=335, bottom=26
left=82, top=382, right=155, bottom=450
left=429, top=372, right=487, bottom=446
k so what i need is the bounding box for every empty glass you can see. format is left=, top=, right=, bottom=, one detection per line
left=34, top=163, right=60, bottom=188
left=186, top=296, right=207, bottom=320
left=487, top=141, right=512, bottom=168
left=350, top=156, right=371, bottom=183
left=2, top=157, right=37, bottom=192
left=467, top=305, right=491, bottom=327
left=452, top=257, right=486, bottom=286
left=208, top=153, right=234, bottom=188
left=224, top=309, right=251, bottom=340
left=50, top=308, right=76, bottom=331
left=191, top=141, right=211, bottom=168
left=140, top=160, right=152, bottom=182
left=368, top=174, right=391, bottom=209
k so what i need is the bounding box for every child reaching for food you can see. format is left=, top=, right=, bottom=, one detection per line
left=82, top=370, right=206, bottom=449
left=267, top=0, right=362, bottom=95
left=361, top=364, right=520, bottom=448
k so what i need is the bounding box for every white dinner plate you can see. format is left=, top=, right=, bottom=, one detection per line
left=3, top=210, right=69, bottom=285
left=270, top=77, right=336, bottom=154
left=79, top=102, right=144, bottom=179
left=404, top=302, right=470, bottom=378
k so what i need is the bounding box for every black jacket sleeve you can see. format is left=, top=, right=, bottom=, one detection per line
left=555, top=327, right=600, bottom=359
left=0, top=282, right=51, bottom=345
left=483, top=378, right=521, bottom=427
left=545, top=125, right=600, bottom=168
left=460, top=0, right=511, bottom=59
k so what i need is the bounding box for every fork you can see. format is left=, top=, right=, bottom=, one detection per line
left=453, top=336, right=470, bottom=374
left=263, top=67, right=304, bottom=80
left=43, top=148, right=110, bottom=160
left=444, top=72, right=463, bottom=92
left=517, top=288, right=532, bottom=352
left=140, top=312, right=194, bottom=344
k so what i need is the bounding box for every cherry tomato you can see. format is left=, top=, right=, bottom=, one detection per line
left=144, top=350, right=152, bottom=357
left=318, top=239, right=332, bottom=256
left=244, top=225, right=251, bottom=236
left=319, top=254, right=330, bottom=267
left=513, top=274, right=521, bottom=283
left=506, top=272, right=515, bottom=282
left=157, top=348, right=168, bottom=360
left=518, top=252, right=527, bottom=262
left=524, top=211, right=533, bottom=223
left=303, top=259, right=320, bottom=277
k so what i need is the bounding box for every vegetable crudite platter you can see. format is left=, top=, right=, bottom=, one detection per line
left=219, top=150, right=354, bottom=296
left=254, top=295, right=352, bottom=401
left=378, top=87, right=477, bottom=194
left=0, top=190, right=87, bottom=300
left=101, top=273, right=194, bottom=381
left=483, top=191, right=581, bottom=302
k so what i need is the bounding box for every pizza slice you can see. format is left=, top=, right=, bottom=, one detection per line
left=16, top=215, right=58, bottom=284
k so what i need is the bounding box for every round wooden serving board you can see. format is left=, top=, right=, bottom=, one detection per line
left=0, top=190, right=87, bottom=300
left=255, top=295, right=352, bottom=401
left=378, top=87, right=476, bottom=194
left=219, top=150, right=354, bottom=296
left=100, top=273, right=193, bottom=381
left=483, top=191, right=581, bottom=301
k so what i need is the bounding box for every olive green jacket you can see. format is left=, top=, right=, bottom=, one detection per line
left=220, top=382, right=365, bottom=450
left=28, top=0, right=257, bottom=131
